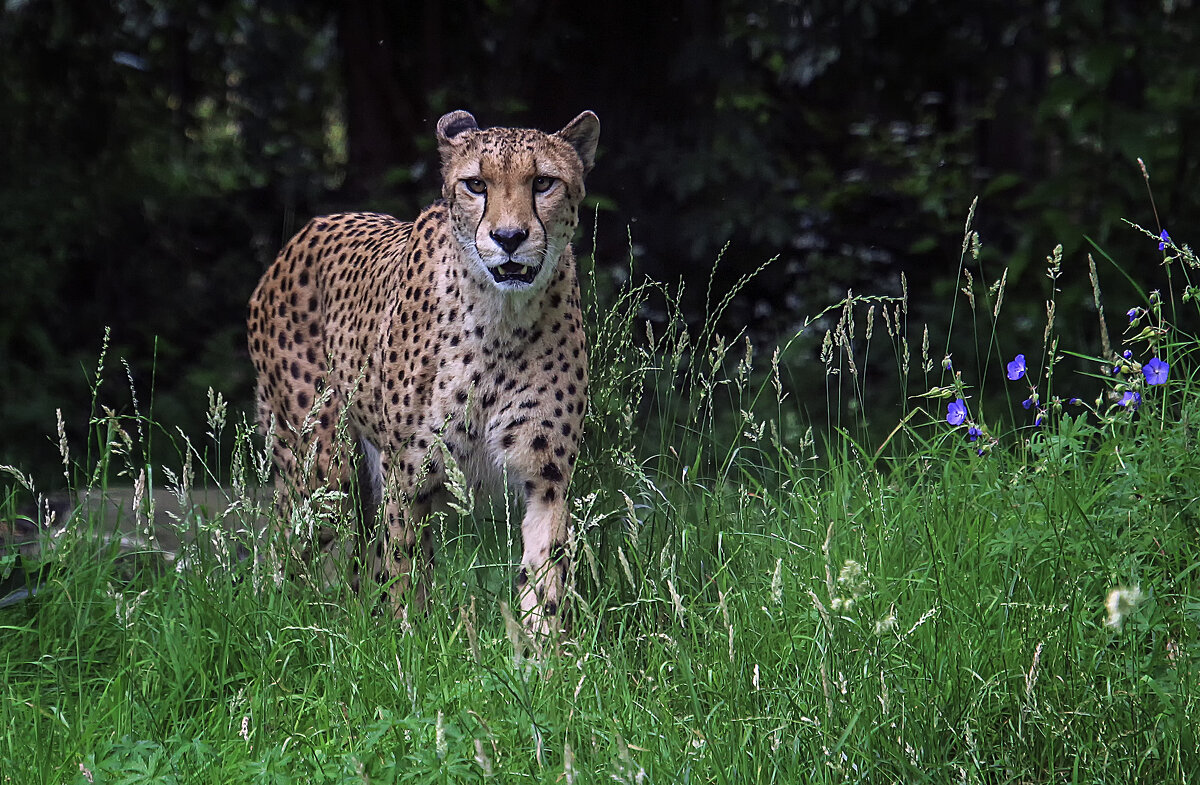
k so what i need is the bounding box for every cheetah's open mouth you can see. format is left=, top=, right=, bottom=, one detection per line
left=489, top=261, right=539, bottom=285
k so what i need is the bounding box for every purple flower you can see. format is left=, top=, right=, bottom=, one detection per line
left=1122, top=350, right=1133, bottom=360
left=967, top=425, right=981, bottom=441
left=1006, top=354, right=1027, bottom=381
left=1069, top=397, right=1080, bottom=405
left=1022, top=397, right=1035, bottom=410
left=1127, top=307, right=1139, bottom=323
left=1143, top=357, right=1169, bottom=386
left=1119, top=390, right=1142, bottom=410
left=1159, top=230, right=1171, bottom=251
left=947, top=398, right=967, bottom=426
left=1034, top=412, right=1044, bottom=427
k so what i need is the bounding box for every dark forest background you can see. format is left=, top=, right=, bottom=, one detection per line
left=2, top=0, right=1197, bottom=484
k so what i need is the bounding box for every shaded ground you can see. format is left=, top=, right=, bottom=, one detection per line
left=1, top=485, right=265, bottom=607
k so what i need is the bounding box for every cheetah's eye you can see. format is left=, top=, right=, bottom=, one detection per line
left=463, top=178, right=487, bottom=195
left=532, top=176, right=556, bottom=194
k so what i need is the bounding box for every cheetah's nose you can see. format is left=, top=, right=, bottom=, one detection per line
left=489, top=227, right=529, bottom=256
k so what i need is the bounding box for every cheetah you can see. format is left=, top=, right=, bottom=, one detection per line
left=247, top=110, right=599, bottom=636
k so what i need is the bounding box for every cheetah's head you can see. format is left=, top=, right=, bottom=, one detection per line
left=437, top=110, right=600, bottom=292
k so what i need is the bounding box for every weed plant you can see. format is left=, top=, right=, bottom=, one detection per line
left=1, top=199, right=1198, bottom=782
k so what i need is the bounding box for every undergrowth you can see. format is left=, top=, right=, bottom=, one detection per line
left=2, top=199, right=1198, bottom=783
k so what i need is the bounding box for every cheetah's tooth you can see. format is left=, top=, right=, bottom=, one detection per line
left=519, top=265, right=529, bottom=276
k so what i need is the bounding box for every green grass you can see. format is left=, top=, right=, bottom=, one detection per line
left=2, top=211, right=1198, bottom=783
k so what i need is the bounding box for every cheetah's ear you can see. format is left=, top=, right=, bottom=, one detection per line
left=436, top=111, right=479, bottom=145
left=555, top=111, right=600, bottom=174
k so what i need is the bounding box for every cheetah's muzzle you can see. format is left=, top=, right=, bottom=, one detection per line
left=489, top=260, right=539, bottom=285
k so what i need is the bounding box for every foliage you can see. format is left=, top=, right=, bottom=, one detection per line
left=0, top=0, right=338, bottom=483
left=3, top=0, right=1200, bottom=484
left=2, top=210, right=1197, bottom=781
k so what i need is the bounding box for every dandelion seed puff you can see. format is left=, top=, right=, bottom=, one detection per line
left=1105, top=586, right=1144, bottom=630
left=873, top=611, right=897, bottom=636
left=837, top=560, right=869, bottom=598
left=830, top=596, right=854, bottom=614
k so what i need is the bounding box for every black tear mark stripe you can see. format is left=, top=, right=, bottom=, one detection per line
left=530, top=178, right=548, bottom=251
left=474, top=188, right=488, bottom=250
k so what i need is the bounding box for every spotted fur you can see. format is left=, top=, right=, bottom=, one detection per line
left=247, top=110, right=600, bottom=635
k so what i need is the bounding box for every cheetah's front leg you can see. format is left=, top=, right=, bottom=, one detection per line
left=517, top=495, right=571, bottom=638
left=373, top=465, right=435, bottom=617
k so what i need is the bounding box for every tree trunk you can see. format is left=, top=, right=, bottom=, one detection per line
left=337, top=0, right=424, bottom=198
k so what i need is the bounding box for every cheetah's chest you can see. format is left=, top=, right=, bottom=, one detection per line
left=346, top=256, right=564, bottom=496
